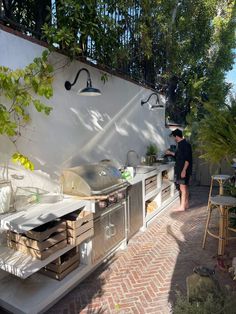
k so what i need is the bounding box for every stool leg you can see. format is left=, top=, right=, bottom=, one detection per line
left=218, top=205, right=226, bottom=256
left=219, top=179, right=223, bottom=196
left=225, top=206, right=229, bottom=246
left=206, top=178, right=214, bottom=211
left=202, top=205, right=212, bottom=249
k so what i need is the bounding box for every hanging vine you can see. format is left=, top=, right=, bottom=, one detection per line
left=0, top=50, right=54, bottom=170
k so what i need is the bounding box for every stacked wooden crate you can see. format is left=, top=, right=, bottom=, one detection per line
left=64, top=209, right=94, bottom=245
left=7, top=208, right=94, bottom=280
left=40, top=246, right=80, bottom=280
left=7, top=220, right=67, bottom=260
left=40, top=209, right=94, bottom=280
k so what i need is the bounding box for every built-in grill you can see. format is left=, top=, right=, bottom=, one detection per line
left=61, top=161, right=129, bottom=211
left=61, top=161, right=129, bottom=265
left=61, top=162, right=128, bottom=197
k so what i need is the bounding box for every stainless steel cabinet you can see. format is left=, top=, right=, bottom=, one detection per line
left=127, top=182, right=143, bottom=240
left=92, top=203, right=125, bottom=264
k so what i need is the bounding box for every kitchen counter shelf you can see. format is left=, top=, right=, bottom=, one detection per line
left=161, top=191, right=179, bottom=209
left=0, top=238, right=126, bottom=314
left=0, top=197, right=90, bottom=233
left=0, top=197, right=92, bottom=280
left=145, top=187, right=162, bottom=202
left=145, top=207, right=160, bottom=223
left=0, top=263, right=89, bottom=314
left=0, top=244, right=75, bottom=279
left=161, top=179, right=172, bottom=191
left=145, top=191, right=179, bottom=224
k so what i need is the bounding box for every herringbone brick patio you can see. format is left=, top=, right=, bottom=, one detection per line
left=44, top=186, right=236, bottom=314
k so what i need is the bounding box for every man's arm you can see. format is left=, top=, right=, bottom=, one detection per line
left=181, top=160, right=189, bottom=178
left=165, top=150, right=175, bottom=156
left=181, top=143, right=192, bottom=178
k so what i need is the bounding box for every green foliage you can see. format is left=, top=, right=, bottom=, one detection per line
left=100, top=72, right=108, bottom=84
left=40, top=0, right=236, bottom=125
left=196, top=101, right=236, bottom=165
left=2, top=0, right=236, bottom=125
left=146, top=143, right=158, bottom=156
left=42, top=24, right=82, bottom=59
left=173, top=289, right=236, bottom=314
left=225, top=181, right=236, bottom=197
left=0, top=50, right=54, bottom=170
left=12, top=153, right=34, bottom=171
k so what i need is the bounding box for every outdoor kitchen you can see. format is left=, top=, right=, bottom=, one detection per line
left=0, top=158, right=178, bottom=314
left=1, top=2, right=236, bottom=313
left=0, top=27, right=178, bottom=314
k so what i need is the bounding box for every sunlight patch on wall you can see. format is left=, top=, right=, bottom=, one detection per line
left=115, top=123, right=129, bottom=136
left=70, top=107, right=93, bottom=131
left=77, top=89, right=144, bottom=155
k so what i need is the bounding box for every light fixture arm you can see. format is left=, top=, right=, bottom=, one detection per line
left=141, top=92, right=159, bottom=106
left=65, top=68, right=91, bottom=90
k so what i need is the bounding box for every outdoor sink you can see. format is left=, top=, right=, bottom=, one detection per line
left=135, top=165, right=156, bottom=174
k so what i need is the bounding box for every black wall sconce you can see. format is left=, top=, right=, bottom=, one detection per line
left=65, top=67, right=101, bottom=96
left=141, top=92, right=164, bottom=110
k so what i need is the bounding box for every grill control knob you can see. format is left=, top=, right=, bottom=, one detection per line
left=108, top=195, right=117, bottom=203
left=117, top=191, right=125, bottom=200
left=98, top=200, right=108, bottom=208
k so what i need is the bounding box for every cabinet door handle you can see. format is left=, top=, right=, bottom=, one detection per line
left=109, top=223, right=116, bottom=236
left=127, top=195, right=130, bottom=234
left=105, top=225, right=110, bottom=239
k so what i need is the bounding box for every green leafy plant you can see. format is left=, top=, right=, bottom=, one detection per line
left=196, top=102, right=236, bottom=165
left=100, top=72, right=108, bottom=84
left=173, top=289, right=236, bottom=314
left=0, top=50, right=54, bottom=170
left=146, top=143, right=158, bottom=156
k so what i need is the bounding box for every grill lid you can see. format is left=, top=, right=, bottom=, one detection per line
left=61, top=162, right=123, bottom=197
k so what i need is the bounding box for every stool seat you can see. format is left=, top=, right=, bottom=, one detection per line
left=202, top=194, right=236, bottom=255
left=211, top=174, right=231, bottom=181
left=206, top=174, right=231, bottom=211
left=210, top=195, right=236, bottom=207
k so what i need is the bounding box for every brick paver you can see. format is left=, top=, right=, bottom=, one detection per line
left=44, top=186, right=236, bottom=313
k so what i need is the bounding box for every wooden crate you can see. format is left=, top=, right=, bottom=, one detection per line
left=68, top=227, right=94, bottom=245
left=25, top=220, right=66, bottom=242
left=64, top=210, right=94, bottom=246
left=145, top=175, right=157, bottom=195
left=40, top=246, right=80, bottom=280
left=6, top=220, right=68, bottom=260
left=67, top=220, right=93, bottom=238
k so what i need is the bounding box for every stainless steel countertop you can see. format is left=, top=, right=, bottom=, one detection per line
left=127, top=162, right=175, bottom=185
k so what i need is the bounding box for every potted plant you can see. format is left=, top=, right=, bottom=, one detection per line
left=146, top=143, right=158, bottom=165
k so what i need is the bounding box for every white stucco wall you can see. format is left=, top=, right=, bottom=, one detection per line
left=0, top=28, right=173, bottom=191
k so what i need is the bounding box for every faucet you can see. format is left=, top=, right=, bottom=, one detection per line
left=126, top=150, right=140, bottom=167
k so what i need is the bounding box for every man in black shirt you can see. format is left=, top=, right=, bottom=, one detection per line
left=166, top=128, right=192, bottom=211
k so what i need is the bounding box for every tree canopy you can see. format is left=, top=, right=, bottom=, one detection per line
left=1, top=0, right=235, bottom=125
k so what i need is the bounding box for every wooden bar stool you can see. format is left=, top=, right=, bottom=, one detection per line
left=206, top=175, right=231, bottom=212
left=202, top=195, right=236, bottom=255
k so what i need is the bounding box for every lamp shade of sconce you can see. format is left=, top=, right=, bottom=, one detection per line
left=148, top=104, right=164, bottom=111
left=65, top=68, right=101, bottom=96
left=141, top=92, right=164, bottom=110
